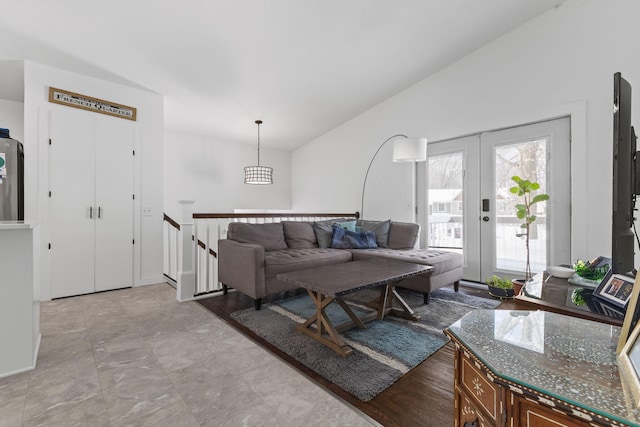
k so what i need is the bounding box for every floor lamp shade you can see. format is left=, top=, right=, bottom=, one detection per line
left=392, top=137, right=428, bottom=162
left=361, top=134, right=428, bottom=218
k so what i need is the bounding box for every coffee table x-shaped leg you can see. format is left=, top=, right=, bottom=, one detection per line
left=294, top=282, right=419, bottom=357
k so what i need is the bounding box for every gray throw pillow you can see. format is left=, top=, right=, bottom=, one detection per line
left=360, top=219, right=391, bottom=248
left=227, top=223, right=288, bottom=251
left=313, top=218, right=349, bottom=248
left=387, top=221, right=420, bottom=249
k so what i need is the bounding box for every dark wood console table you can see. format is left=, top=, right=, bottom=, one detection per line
left=513, top=272, right=623, bottom=326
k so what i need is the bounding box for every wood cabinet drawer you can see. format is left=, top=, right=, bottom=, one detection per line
left=459, top=354, right=499, bottom=421
left=457, top=390, right=495, bottom=427
left=514, top=396, right=593, bottom=427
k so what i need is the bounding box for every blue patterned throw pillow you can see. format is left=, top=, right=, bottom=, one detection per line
left=331, top=225, right=378, bottom=249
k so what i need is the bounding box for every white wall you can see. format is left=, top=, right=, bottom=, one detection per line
left=292, top=0, right=640, bottom=263
left=0, top=99, right=24, bottom=142
left=22, top=62, right=164, bottom=299
left=163, top=129, right=291, bottom=219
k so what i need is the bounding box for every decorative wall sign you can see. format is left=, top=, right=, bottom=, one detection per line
left=48, top=87, right=137, bottom=121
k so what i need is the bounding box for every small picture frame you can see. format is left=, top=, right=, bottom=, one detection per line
left=594, top=273, right=636, bottom=309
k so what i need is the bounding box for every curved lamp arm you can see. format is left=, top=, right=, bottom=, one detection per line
left=360, top=134, right=407, bottom=218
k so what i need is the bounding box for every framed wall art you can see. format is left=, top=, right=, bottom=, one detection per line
left=48, top=87, right=137, bottom=121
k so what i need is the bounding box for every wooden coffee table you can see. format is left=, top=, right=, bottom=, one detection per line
left=276, top=258, right=432, bottom=357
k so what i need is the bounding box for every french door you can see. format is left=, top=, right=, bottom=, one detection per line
left=425, top=118, right=571, bottom=282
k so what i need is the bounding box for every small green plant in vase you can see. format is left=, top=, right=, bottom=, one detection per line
left=510, top=175, right=549, bottom=282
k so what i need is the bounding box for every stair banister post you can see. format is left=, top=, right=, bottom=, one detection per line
left=176, top=200, right=196, bottom=302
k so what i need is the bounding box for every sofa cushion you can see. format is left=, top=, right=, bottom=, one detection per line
left=331, top=225, right=378, bottom=249
left=227, top=222, right=287, bottom=251
left=282, top=221, right=318, bottom=249
left=265, top=248, right=352, bottom=280
left=359, top=219, right=391, bottom=248
left=349, top=248, right=462, bottom=276
left=313, top=218, right=349, bottom=248
left=387, top=221, right=420, bottom=249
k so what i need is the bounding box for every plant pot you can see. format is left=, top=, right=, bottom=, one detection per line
left=511, top=278, right=526, bottom=296
left=487, top=285, right=515, bottom=299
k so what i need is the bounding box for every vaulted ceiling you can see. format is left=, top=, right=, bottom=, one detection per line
left=0, top=0, right=564, bottom=150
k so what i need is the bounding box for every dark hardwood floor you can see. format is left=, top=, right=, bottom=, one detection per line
left=197, top=283, right=498, bottom=427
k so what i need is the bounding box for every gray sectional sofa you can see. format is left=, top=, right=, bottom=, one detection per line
left=218, top=218, right=463, bottom=309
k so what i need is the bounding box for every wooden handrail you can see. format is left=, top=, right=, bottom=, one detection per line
left=163, top=213, right=181, bottom=230
left=192, top=212, right=360, bottom=219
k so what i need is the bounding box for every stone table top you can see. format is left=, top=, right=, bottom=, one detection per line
left=277, top=258, right=432, bottom=297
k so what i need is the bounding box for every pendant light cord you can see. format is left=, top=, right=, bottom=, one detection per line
left=255, top=119, right=262, bottom=166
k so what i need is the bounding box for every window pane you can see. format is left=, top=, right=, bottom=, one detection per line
left=428, top=152, right=463, bottom=249
left=494, top=139, right=547, bottom=273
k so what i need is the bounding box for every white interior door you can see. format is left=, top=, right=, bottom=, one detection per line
left=94, top=119, right=134, bottom=292
left=49, top=110, right=96, bottom=298
left=425, top=117, right=571, bottom=282
left=49, top=110, right=134, bottom=298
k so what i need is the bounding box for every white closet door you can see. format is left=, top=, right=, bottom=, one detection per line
left=94, top=119, right=134, bottom=292
left=49, top=110, right=96, bottom=298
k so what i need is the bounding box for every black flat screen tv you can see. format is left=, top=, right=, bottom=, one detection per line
left=612, top=72, right=639, bottom=274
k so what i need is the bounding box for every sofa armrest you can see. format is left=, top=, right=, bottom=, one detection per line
left=218, top=239, right=267, bottom=299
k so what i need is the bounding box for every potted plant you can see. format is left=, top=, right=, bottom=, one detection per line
left=486, top=275, right=515, bottom=299
left=510, top=175, right=549, bottom=282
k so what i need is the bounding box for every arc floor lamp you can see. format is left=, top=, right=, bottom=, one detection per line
left=360, top=134, right=428, bottom=219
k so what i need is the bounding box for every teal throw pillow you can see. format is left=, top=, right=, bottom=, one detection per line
left=334, top=221, right=357, bottom=232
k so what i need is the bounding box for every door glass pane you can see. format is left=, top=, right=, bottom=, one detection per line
left=428, top=152, right=463, bottom=252
left=494, top=139, right=547, bottom=273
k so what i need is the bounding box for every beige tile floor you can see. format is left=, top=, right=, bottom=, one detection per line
left=0, top=283, right=377, bottom=427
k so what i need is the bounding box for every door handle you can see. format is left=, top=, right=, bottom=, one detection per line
left=98, top=206, right=101, bottom=219
left=89, top=206, right=93, bottom=219
left=482, top=216, right=490, bottom=222
left=482, top=199, right=490, bottom=212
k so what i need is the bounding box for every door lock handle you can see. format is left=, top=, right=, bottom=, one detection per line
left=482, top=216, right=490, bottom=222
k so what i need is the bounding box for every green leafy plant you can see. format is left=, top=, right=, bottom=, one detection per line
left=485, top=275, right=513, bottom=289
left=510, top=176, right=549, bottom=281
left=571, top=287, right=588, bottom=306
left=573, top=259, right=610, bottom=281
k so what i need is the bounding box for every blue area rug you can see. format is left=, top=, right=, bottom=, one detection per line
left=231, top=286, right=499, bottom=401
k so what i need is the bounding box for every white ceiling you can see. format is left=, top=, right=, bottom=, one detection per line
left=0, top=0, right=564, bottom=150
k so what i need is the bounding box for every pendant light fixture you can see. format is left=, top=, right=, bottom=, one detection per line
left=244, top=120, right=273, bottom=185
